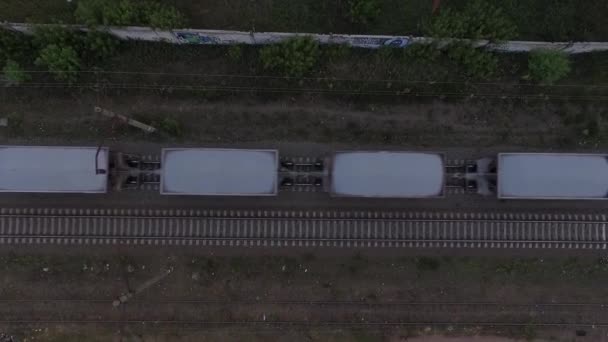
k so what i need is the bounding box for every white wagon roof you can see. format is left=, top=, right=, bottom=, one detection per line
left=498, top=153, right=608, bottom=199
left=161, top=148, right=278, bottom=196
left=0, top=146, right=109, bottom=193
left=330, top=151, right=445, bottom=198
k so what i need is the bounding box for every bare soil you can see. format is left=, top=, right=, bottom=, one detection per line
left=0, top=247, right=607, bottom=341
left=0, top=91, right=604, bottom=151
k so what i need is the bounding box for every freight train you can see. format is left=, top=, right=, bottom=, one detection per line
left=0, top=145, right=606, bottom=200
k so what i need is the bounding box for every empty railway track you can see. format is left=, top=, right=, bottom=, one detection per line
left=0, top=208, right=606, bottom=249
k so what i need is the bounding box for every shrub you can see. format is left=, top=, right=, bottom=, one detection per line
left=324, top=44, right=351, bottom=63
left=161, top=117, right=182, bottom=137
left=35, top=44, right=81, bottom=82
left=2, top=60, right=30, bottom=84
left=347, top=0, right=381, bottom=25
left=260, top=36, right=319, bottom=77
left=226, top=45, right=243, bottom=63
left=528, top=49, right=571, bottom=84
left=427, top=0, right=517, bottom=41
left=446, top=43, right=498, bottom=79
left=403, top=43, right=441, bottom=63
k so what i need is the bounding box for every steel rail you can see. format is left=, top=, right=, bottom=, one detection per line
left=0, top=209, right=606, bottom=248
left=2, top=215, right=607, bottom=224
left=1, top=235, right=606, bottom=245
left=0, top=299, right=606, bottom=307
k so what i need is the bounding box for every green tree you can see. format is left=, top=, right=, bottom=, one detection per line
left=0, top=29, right=33, bottom=64
left=347, top=0, right=381, bottom=26
left=75, top=0, right=185, bottom=28
left=35, top=44, right=81, bottom=82
left=101, top=0, right=142, bottom=26
left=33, top=25, right=80, bottom=49
left=260, top=36, right=319, bottom=77
left=528, top=49, right=571, bottom=84
left=82, top=30, right=120, bottom=61
left=2, top=60, right=31, bottom=84
left=74, top=0, right=106, bottom=27
left=427, top=0, right=517, bottom=41
left=143, top=2, right=186, bottom=29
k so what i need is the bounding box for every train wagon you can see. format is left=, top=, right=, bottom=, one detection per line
left=497, top=153, right=608, bottom=200
left=0, top=145, right=109, bottom=193
left=329, top=151, right=445, bottom=198
left=160, top=148, right=279, bottom=196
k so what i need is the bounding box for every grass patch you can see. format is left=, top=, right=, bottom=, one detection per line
left=189, top=255, right=307, bottom=284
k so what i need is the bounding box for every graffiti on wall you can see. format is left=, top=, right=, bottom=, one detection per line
left=174, top=32, right=222, bottom=45
left=383, top=37, right=411, bottom=48
left=173, top=30, right=412, bottom=49
left=349, top=36, right=410, bottom=48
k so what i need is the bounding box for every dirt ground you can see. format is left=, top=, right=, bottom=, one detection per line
left=0, top=90, right=605, bottom=151
left=1, top=247, right=608, bottom=341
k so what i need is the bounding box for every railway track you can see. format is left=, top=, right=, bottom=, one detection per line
left=0, top=208, right=605, bottom=249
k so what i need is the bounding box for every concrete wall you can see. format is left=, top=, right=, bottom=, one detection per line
left=4, top=22, right=608, bottom=54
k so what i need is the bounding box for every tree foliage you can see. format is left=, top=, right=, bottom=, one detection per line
left=528, top=49, right=571, bottom=84
left=30, top=25, right=120, bottom=81
left=144, top=3, right=186, bottom=29
left=427, top=0, right=517, bottom=41
left=0, top=29, right=33, bottom=65
left=82, top=30, right=120, bottom=61
left=260, top=36, right=320, bottom=78
left=35, top=44, right=81, bottom=82
left=75, top=0, right=186, bottom=29
left=33, top=25, right=80, bottom=49
left=2, top=60, right=31, bottom=84
left=346, top=0, right=381, bottom=26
